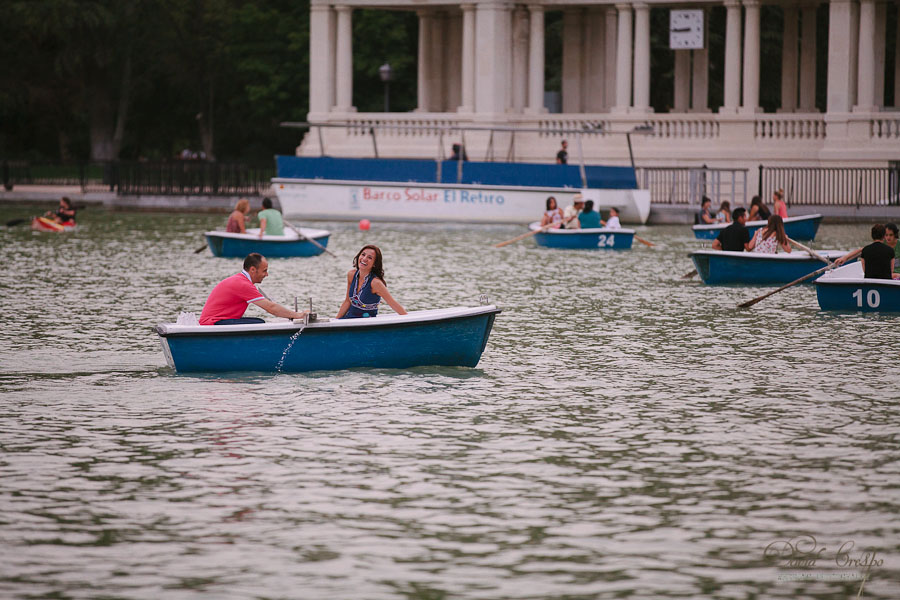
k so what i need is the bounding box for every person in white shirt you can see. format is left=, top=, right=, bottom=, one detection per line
left=603, top=207, right=621, bottom=229
left=562, top=194, right=584, bottom=229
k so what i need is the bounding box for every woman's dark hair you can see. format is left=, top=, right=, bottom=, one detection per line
left=583, top=200, right=594, bottom=212
left=884, top=223, right=898, bottom=237
left=750, top=196, right=761, bottom=207
left=763, top=215, right=788, bottom=246
left=353, top=245, right=385, bottom=283
left=60, top=196, right=72, bottom=208
left=545, top=196, right=557, bottom=210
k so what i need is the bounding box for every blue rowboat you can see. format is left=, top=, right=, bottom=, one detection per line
left=156, top=305, right=501, bottom=373
left=691, top=249, right=851, bottom=285
left=815, top=262, right=900, bottom=311
left=204, top=227, right=330, bottom=258
left=528, top=222, right=634, bottom=250
left=692, top=213, right=822, bottom=241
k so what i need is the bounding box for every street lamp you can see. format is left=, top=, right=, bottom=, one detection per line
left=379, top=63, right=393, bottom=112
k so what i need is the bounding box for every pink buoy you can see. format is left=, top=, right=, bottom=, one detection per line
left=359, top=219, right=371, bottom=231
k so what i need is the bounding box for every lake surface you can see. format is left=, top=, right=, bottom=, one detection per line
left=1, top=208, right=897, bottom=599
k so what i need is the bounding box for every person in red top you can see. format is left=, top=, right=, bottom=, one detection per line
left=199, top=253, right=309, bottom=325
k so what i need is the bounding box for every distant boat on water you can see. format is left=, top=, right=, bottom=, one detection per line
left=692, top=214, right=822, bottom=241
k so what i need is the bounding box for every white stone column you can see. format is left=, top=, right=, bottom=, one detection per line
left=604, top=7, right=618, bottom=109
left=674, top=51, right=691, bottom=112
left=896, top=9, right=900, bottom=107
left=855, top=0, right=876, bottom=111
left=334, top=5, right=354, bottom=112
left=613, top=3, right=633, bottom=112
left=309, top=4, right=334, bottom=116
left=741, top=0, right=761, bottom=113
left=527, top=4, right=545, bottom=113
left=417, top=11, right=433, bottom=111
left=632, top=2, right=651, bottom=112
left=475, top=1, right=512, bottom=114
left=722, top=0, right=742, bottom=112
left=799, top=4, right=817, bottom=111
left=431, top=12, right=447, bottom=111
left=460, top=4, right=476, bottom=112
left=562, top=8, right=584, bottom=113
left=691, top=45, right=710, bottom=112
left=781, top=5, right=799, bottom=112
left=827, top=0, right=854, bottom=112
left=512, top=7, right=529, bottom=113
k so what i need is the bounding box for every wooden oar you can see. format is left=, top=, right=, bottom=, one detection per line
left=681, top=269, right=698, bottom=279
left=194, top=243, right=208, bottom=254
left=284, top=220, right=337, bottom=258
left=494, top=215, right=577, bottom=248
left=737, top=248, right=861, bottom=308
left=788, top=238, right=832, bottom=264
left=5, top=218, right=26, bottom=227
left=634, top=235, right=655, bottom=247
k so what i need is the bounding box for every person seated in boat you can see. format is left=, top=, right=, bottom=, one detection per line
left=747, top=215, right=791, bottom=254
left=860, top=224, right=896, bottom=280
left=602, top=207, right=622, bottom=230
left=773, top=189, right=788, bottom=219
left=562, top=194, right=585, bottom=229
left=257, top=197, right=284, bottom=238
left=712, top=207, right=751, bottom=252
left=540, top=196, right=564, bottom=229
left=747, top=195, right=771, bottom=222
left=337, top=245, right=407, bottom=319
left=450, top=143, right=468, bottom=161
left=44, top=196, right=76, bottom=225
left=885, top=223, right=900, bottom=278
left=199, top=253, right=310, bottom=325
left=226, top=198, right=251, bottom=233
left=578, top=200, right=602, bottom=229
left=716, top=200, right=732, bottom=223
left=697, top=197, right=716, bottom=224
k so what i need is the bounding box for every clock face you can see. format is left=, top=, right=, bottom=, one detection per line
left=670, top=9, right=704, bottom=50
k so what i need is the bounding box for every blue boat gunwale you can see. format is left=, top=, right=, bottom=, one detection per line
left=691, top=213, right=822, bottom=233
left=204, top=227, right=330, bottom=243
left=689, top=249, right=848, bottom=261
left=527, top=222, right=636, bottom=235
left=157, top=305, right=503, bottom=338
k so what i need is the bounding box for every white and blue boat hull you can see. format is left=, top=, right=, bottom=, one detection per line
left=815, top=262, right=900, bottom=311
left=529, top=222, right=634, bottom=250
left=691, top=249, right=851, bottom=285
left=204, top=227, right=330, bottom=258
left=692, top=213, right=822, bottom=241
left=157, top=306, right=501, bottom=373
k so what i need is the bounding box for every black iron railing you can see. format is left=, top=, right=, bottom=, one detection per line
left=2, top=160, right=275, bottom=196
left=760, top=165, right=900, bottom=207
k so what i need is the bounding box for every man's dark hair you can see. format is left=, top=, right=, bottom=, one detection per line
left=885, top=223, right=898, bottom=237
left=701, top=196, right=711, bottom=207
left=243, top=253, right=265, bottom=270
left=871, top=223, right=886, bottom=240
left=732, top=207, right=746, bottom=220
left=262, top=197, right=273, bottom=209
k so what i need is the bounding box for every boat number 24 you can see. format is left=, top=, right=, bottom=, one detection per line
left=852, top=288, right=880, bottom=308
left=597, top=235, right=616, bottom=248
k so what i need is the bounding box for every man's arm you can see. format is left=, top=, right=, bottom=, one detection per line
left=258, top=217, right=267, bottom=238
left=712, top=238, right=722, bottom=250
left=251, top=298, right=309, bottom=320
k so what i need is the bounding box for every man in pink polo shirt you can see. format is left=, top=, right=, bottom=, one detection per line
left=199, top=253, right=309, bottom=325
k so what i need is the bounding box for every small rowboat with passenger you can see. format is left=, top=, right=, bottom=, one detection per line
left=815, top=262, right=900, bottom=311
left=528, top=222, right=634, bottom=250
left=31, top=217, right=76, bottom=233
left=156, top=305, right=501, bottom=373
left=692, top=213, right=822, bottom=241
left=691, top=249, right=852, bottom=285
left=204, top=227, right=330, bottom=258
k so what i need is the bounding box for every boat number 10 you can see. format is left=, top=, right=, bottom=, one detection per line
left=852, top=288, right=880, bottom=308
left=597, top=235, right=616, bottom=248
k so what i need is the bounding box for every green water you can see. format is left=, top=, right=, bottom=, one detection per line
left=0, top=207, right=897, bottom=599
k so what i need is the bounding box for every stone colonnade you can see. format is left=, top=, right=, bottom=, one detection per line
left=308, top=0, right=900, bottom=117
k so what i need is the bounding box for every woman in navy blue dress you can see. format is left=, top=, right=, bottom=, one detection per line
left=336, top=245, right=407, bottom=319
